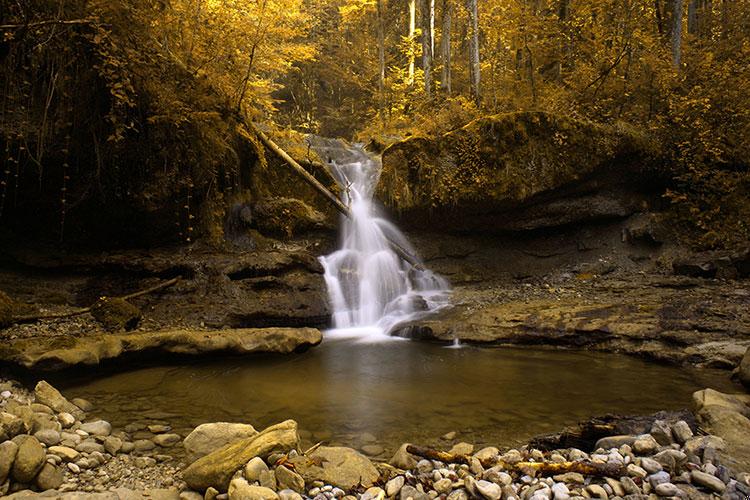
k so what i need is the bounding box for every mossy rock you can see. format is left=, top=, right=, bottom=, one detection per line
left=90, top=297, right=142, bottom=331
left=253, top=197, right=327, bottom=238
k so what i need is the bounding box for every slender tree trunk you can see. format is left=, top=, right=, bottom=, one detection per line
left=377, top=0, right=385, bottom=116
left=687, top=0, right=697, bottom=34
left=557, top=0, right=570, bottom=79
left=466, top=0, right=480, bottom=106
left=430, top=0, right=435, bottom=55
left=421, top=0, right=433, bottom=97
left=672, top=0, right=683, bottom=68
left=441, top=0, right=452, bottom=94
left=655, top=0, right=664, bottom=35
left=408, top=0, right=416, bottom=85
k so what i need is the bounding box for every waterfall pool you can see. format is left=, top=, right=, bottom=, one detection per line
left=53, top=338, right=739, bottom=457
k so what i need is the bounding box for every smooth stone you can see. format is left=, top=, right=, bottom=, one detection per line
left=648, top=471, right=671, bottom=488
left=361, top=444, right=385, bottom=456
left=649, top=421, right=673, bottom=446
left=475, top=480, right=502, bottom=500
left=71, top=398, right=95, bottom=412
left=474, top=447, right=500, bottom=462
left=652, top=449, right=687, bottom=472
left=441, top=432, right=457, bottom=441
left=447, top=489, right=469, bottom=500
left=11, top=435, right=46, bottom=483
left=33, top=382, right=84, bottom=420
left=671, top=421, right=693, bottom=445
left=245, top=457, right=269, bottom=482
left=585, top=485, right=608, bottom=499
left=278, top=489, right=303, bottom=500
left=149, top=424, right=172, bottom=434
left=434, top=478, right=453, bottom=495
left=690, top=470, right=726, bottom=493
left=34, top=429, right=61, bottom=446
left=626, top=464, right=647, bottom=478
left=57, top=412, right=76, bottom=428
left=632, top=435, right=659, bottom=455
left=154, top=433, right=182, bottom=447
left=654, top=483, right=679, bottom=496
left=386, top=476, right=405, bottom=497
left=362, top=486, right=385, bottom=500
left=184, top=422, right=259, bottom=463
left=619, top=476, right=640, bottom=495
left=48, top=445, right=79, bottom=461
left=604, top=478, right=624, bottom=497
left=229, top=478, right=279, bottom=500
left=275, top=465, right=305, bottom=493
left=133, top=439, right=156, bottom=451
left=552, top=483, right=570, bottom=500
left=120, top=441, right=135, bottom=453
left=35, top=462, right=64, bottom=490
left=104, top=436, right=123, bottom=455
left=67, top=461, right=80, bottom=473
left=485, top=467, right=513, bottom=486
left=553, top=472, right=585, bottom=484
left=0, top=440, right=19, bottom=484
left=76, top=439, right=106, bottom=454
left=400, top=485, right=429, bottom=500
left=79, top=420, right=112, bottom=436
left=449, top=442, right=474, bottom=456
left=639, top=458, right=662, bottom=474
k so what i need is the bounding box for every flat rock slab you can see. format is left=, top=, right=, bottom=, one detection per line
left=0, top=327, right=322, bottom=370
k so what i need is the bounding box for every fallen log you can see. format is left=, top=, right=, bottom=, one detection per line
left=245, top=123, right=423, bottom=270
left=405, top=445, right=626, bottom=478
left=9, top=277, right=179, bottom=325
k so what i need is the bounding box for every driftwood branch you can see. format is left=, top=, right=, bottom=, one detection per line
left=0, top=19, right=105, bottom=30
left=244, top=123, right=424, bottom=270
left=10, top=277, right=180, bottom=325
left=405, top=445, right=626, bottom=478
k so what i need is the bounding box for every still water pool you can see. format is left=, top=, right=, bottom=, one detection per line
left=54, top=337, right=739, bottom=456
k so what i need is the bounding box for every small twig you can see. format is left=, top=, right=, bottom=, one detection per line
left=0, top=19, right=104, bottom=30
left=9, top=277, right=180, bottom=325
left=303, top=441, right=324, bottom=456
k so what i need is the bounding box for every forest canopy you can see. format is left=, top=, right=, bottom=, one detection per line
left=0, top=0, right=748, bottom=248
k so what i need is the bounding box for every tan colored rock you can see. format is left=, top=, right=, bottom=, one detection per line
left=182, top=420, right=299, bottom=492
left=2, top=328, right=322, bottom=370
left=229, top=478, right=279, bottom=500
left=11, top=435, right=45, bottom=483
left=0, top=440, right=18, bottom=484
left=35, top=462, right=64, bottom=490
left=184, top=422, right=258, bottom=463
left=290, top=446, right=379, bottom=490
left=33, top=381, right=84, bottom=419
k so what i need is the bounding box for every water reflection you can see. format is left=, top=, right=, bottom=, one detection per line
left=55, top=340, right=739, bottom=452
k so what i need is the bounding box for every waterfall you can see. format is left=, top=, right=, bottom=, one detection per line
left=314, top=138, right=450, bottom=337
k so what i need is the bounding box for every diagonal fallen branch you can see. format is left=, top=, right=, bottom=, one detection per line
left=9, top=277, right=180, bottom=325
left=405, top=445, right=626, bottom=478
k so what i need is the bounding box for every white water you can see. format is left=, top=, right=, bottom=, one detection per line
left=315, top=138, right=450, bottom=338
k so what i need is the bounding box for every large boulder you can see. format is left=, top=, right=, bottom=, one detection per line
left=10, top=435, right=46, bottom=483
left=0, top=440, right=18, bottom=484
left=378, top=111, right=660, bottom=232
left=289, top=446, right=379, bottom=490
left=184, top=422, right=259, bottom=463
left=693, top=389, right=750, bottom=472
left=182, top=419, right=299, bottom=492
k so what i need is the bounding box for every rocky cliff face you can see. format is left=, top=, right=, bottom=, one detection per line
left=378, top=111, right=663, bottom=232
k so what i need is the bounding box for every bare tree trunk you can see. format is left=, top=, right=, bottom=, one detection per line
left=377, top=0, right=385, bottom=116
left=687, top=0, right=697, bottom=34
left=421, top=0, right=433, bottom=97
left=408, top=0, right=416, bottom=86
left=466, top=0, right=480, bottom=106
left=672, top=0, right=683, bottom=68
left=655, top=0, right=664, bottom=35
left=557, top=0, right=570, bottom=79
left=430, top=0, right=435, bottom=55
left=441, top=0, right=452, bottom=94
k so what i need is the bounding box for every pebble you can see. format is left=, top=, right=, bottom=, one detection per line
left=80, top=420, right=112, bottom=436
left=632, top=435, right=659, bottom=455
left=553, top=473, right=584, bottom=484
left=58, top=412, right=76, bottom=428
left=0, top=390, right=11, bottom=398
left=648, top=471, right=671, bottom=487
left=153, top=433, right=181, bottom=447
left=671, top=421, right=693, bottom=444
left=386, top=476, right=405, bottom=497
left=585, top=484, right=608, bottom=499
left=691, top=470, right=727, bottom=493
left=133, top=439, right=156, bottom=451
left=640, top=457, right=663, bottom=474
left=434, top=478, right=452, bottom=494
left=67, top=462, right=81, bottom=473
left=654, top=482, right=679, bottom=496
left=552, top=482, right=570, bottom=500
left=475, top=480, right=502, bottom=500
left=626, top=464, right=647, bottom=478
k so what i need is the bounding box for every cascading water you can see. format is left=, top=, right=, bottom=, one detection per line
left=314, top=138, right=450, bottom=337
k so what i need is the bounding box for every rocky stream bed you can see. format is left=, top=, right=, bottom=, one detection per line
left=0, top=376, right=749, bottom=500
